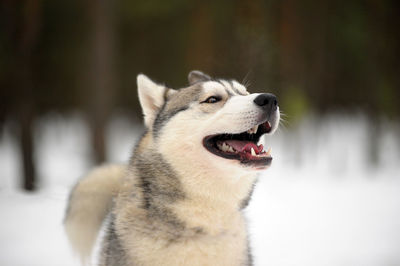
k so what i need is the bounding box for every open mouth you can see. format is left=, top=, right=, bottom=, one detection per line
left=203, top=121, right=273, bottom=167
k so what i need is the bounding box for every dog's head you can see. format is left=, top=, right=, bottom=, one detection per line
left=137, top=71, right=279, bottom=176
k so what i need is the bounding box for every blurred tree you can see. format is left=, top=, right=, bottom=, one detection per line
left=185, top=4, right=215, bottom=73
left=85, top=0, right=116, bottom=164
left=1, top=0, right=399, bottom=187
left=0, top=0, right=42, bottom=191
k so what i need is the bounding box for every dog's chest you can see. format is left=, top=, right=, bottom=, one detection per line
left=117, top=211, right=249, bottom=266
left=134, top=227, right=248, bottom=266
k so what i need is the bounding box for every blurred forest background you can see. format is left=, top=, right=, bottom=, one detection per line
left=1, top=0, right=399, bottom=191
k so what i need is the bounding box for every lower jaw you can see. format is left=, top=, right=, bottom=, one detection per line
left=208, top=150, right=272, bottom=168
left=239, top=156, right=272, bottom=168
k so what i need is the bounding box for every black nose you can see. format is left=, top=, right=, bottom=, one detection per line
left=253, top=93, right=278, bottom=111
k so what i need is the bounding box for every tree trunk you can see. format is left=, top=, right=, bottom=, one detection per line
left=19, top=104, right=36, bottom=191
left=11, top=0, right=42, bottom=191
left=86, top=0, right=115, bottom=164
left=185, top=4, right=215, bottom=73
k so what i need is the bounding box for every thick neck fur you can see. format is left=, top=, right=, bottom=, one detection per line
left=127, top=131, right=257, bottom=235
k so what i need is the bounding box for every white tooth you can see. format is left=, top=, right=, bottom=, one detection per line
left=224, top=143, right=231, bottom=152
left=253, top=125, right=259, bottom=133
left=266, top=147, right=272, bottom=156
left=228, top=146, right=234, bottom=153
left=248, top=125, right=258, bottom=134
left=251, top=147, right=256, bottom=156
left=222, top=143, right=228, bottom=152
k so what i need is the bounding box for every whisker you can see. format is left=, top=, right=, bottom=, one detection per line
left=242, top=70, right=252, bottom=88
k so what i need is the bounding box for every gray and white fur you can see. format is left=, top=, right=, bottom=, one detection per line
left=64, top=70, right=280, bottom=266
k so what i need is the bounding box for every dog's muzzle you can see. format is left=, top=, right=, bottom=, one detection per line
left=203, top=95, right=279, bottom=169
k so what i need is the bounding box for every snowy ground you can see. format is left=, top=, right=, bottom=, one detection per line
left=1, top=113, right=399, bottom=266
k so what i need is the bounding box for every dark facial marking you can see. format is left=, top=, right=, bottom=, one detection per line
left=153, top=103, right=188, bottom=138
left=211, top=79, right=233, bottom=96
left=152, top=86, right=202, bottom=137
left=228, top=80, right=247, bottom=96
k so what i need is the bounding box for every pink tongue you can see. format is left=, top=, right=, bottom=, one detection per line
left=224, top=140, right=259, bottom=153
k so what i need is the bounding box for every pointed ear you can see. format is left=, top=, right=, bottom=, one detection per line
left=188, top=70, right=211, bottom=85
left=137, top=74, right=166, bottom=128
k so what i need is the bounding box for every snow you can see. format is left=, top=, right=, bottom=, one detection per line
left=247, top=171, right=400, bottom=266
left=1, top=113, right=399, bottom=266
left=0, top=190, right=79, bottom=266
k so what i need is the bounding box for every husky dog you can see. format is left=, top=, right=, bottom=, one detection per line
left=64, top=71, right=280, bottom=266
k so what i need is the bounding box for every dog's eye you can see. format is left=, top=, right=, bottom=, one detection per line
left=202, top=96, right=221, bottom=104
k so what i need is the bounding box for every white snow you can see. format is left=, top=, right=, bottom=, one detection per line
left=0, top=113, right=399, bottom=266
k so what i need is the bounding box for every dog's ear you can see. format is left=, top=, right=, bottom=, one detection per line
left=188, top=70, right=211, bottom=85
left=137, top=74, right=167, bottom=128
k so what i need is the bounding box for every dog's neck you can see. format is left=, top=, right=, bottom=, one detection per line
left=131, top=132, right=258, bottom=232
left=170, top=168, right=257, bottom=235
